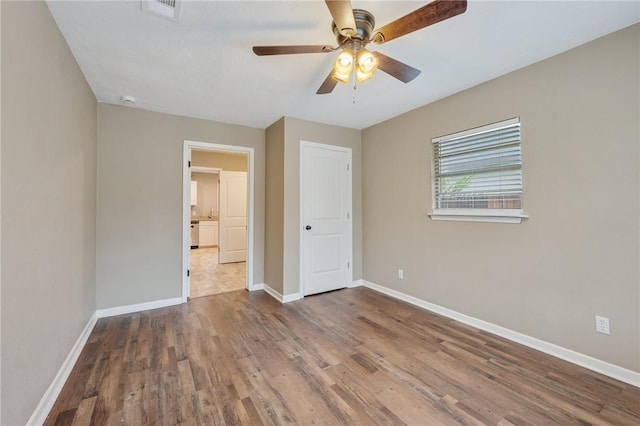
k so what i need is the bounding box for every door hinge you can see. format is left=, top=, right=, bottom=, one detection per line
left=347, top=163, right=350, bottom=171
left=187, top=269, right=190, bottom=277
left=347, top=261, right=350, bottom=269
left=188, top=160, right=191, bottom=167
left=347, top=212, right=350, bottom=220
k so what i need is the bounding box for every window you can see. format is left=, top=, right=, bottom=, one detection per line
left=430, top=117, right=527, bottom=223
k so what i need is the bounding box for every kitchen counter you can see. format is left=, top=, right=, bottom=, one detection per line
left=191, top=216, right=218, bottom=224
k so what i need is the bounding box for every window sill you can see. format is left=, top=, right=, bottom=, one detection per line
left=429, top=211, right=529, bottom=224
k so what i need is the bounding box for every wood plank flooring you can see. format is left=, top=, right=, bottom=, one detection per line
left=45, top=287, right=640, bottom=425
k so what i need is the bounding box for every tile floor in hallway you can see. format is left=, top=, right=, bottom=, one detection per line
left=190, top=247, right=246, bottom=298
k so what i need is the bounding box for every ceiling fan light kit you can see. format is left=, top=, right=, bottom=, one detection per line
left=331, top=48, right=378, bottom=84
left=332, top=50, right=354, bottom=83
left=355, top=49, right=378, bottom=83
left=252, top=0, right=467, bottom=95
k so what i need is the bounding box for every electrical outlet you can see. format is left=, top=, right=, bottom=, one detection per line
left=398, top=269, right=404, bottom=280
left=595, top=316, right=610, bottom=335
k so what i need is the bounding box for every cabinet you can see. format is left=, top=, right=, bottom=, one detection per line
left=198, top=220, right=218, bottom=247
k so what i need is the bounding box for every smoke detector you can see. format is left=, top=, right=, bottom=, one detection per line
left=121, top=95, right=136, bottom=105
left=141, top=0, right=181, bottom=22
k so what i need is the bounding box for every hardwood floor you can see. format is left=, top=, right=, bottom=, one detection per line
left=45, top=287, right=639, bottom=425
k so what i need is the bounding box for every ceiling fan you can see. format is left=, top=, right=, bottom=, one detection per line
left=253, top=0, right=467, bottom=94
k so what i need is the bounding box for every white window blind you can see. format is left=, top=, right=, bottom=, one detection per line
left=432, top=118, right=522, bottom=213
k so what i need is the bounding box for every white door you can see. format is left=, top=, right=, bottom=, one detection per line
left=302, top=142, right=351, bottom=296
left=219, top=171, right=247, bottom=264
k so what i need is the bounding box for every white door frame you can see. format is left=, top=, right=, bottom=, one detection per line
left=299, top=140, right=353, bottom=297
left=182, top=140, right=255, bottom=301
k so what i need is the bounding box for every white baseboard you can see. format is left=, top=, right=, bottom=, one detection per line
left=263, top=280, right=363, bottom=302
left=263, top=284, right=302, bottom=303
left=262, top=283, right=282, bottom=302
left=361, top=280, right=640, bottom=387
left=282, top=292, right=303, bottom=303
left=349, top=279, right=363, bottom=288
left=96, top=297, right=184, bottom=318
left=27, top=313, right=98, bottom=426
left=250, top=283, right=264, bottom=291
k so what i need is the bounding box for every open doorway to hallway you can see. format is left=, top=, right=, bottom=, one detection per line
left=188, top=148, right=248, bottom=298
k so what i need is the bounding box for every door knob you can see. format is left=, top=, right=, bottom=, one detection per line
left=305, top=225, right=312, bottom=230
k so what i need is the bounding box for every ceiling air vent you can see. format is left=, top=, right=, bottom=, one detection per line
left=141, top=0, right=181, bottom=22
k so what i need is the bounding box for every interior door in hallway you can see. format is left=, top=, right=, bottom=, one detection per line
left=302, top=142, right=352, bottom=296
left=219, top=170, right=247, bottom=264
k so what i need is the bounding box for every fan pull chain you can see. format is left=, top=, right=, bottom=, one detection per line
left=352, top=51, right=357, bottom=104
left=353, top=80, right=357, bottom=104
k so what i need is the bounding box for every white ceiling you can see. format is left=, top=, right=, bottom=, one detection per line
left=47, top=1, right=639, bottom=130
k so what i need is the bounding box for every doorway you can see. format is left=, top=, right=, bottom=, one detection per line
left=182, top=141, right=255, bottom=300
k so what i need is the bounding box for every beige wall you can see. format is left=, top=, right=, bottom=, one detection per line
left=362, top=24, right=639, bottom=372
left=1, top=2, right=97, bottom=424
left=282, top=117, right=362, bottom=295
left=97, top=104, right=264, bottom=309
left=265, top=118, right=285, bottom=293
left=0, top=2, right=3, bottom=422
left=192, top=150, right=248, bottom=171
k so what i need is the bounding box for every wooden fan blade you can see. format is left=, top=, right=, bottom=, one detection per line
left=325, top=0, right=357, bottom=37
left=374, top=52, right=421, bottom=83
left=253, top=45, right=332, bottom=56
left=371, top=0, right=467, bottom=44
left=317, top=70, right=339, bottom=94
